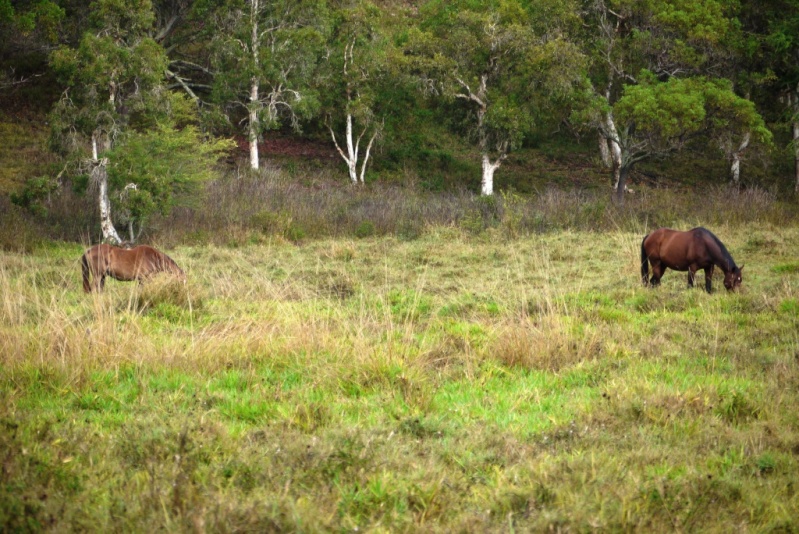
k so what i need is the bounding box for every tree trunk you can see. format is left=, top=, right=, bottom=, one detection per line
left=345, top=114, right=358, bottom=183
left=598, top=132, right=612, bottom=168
left=97, top=166, right=121, bottom=244
left=730, top=132, right=750, bottom=184
left=481, top=153, right=502, bottom=196
left=92, top=134, right=122, bottom=245
left=794, top=119, right=799, bottom=194
left=359, top=128, right=377, bottom=184
left=602, top=112, right=623, bottom=191
left=248, top=0, right=260, bottom=171
left=249, top=79, right=260, bottom=171
left=330, top=113, right=379, bottom=185
left=612, top=165, right=629, bottom=206
left=793, top=87, right=799, bottom=193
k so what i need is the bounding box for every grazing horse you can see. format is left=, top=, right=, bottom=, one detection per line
left=81, top=243, right=185, bottom=292
left=640, top=227, right=743, bottom=293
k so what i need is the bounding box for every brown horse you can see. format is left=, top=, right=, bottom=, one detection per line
left=81, top=243, right=185, bottom=292
left=641, top=227, right=743, bottom=293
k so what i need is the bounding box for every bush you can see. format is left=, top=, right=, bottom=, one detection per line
left=0, top=197, right=42, bottom=252
left=355, top=221, right=376, bottom=238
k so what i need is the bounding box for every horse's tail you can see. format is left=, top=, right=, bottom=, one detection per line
left=81, top=252, right=91, bottom=293
left=640, top=234, right=650, bottom=286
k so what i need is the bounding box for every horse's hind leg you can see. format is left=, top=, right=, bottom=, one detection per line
left=649, top=263, right=664, bottom=287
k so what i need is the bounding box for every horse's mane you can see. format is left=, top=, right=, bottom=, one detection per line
left=695, top=227, right=737, bottom=270
left=144, top=246, right=184, bottom=274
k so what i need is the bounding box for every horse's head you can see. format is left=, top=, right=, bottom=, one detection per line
left=723, top=264, right=744, bottom=291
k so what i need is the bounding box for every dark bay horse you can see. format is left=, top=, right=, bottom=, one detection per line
left=641, top=227, right=743, bottom=293
left=81, top=243, right=185, bottom=292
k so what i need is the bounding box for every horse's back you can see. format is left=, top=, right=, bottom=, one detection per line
left=643, top=228, right=682, bottom=256
left=644, top=227, right=716, bottom=270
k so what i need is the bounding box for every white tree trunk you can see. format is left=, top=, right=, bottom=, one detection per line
left=92, top=133, right=122, bottom=245
left=330, top=113, right=379, bottom=185
left=249, top=80, right=260, bottom=171
left=359, top=130, right=377, bottom=184
left=481, top=153, right=502, bottom=196
left=602, top=112, right=623, bottom=191
left=345, top=113, right=357, bottom=183
left=730, top=131, right=750, bottom=184
left=248, top=0, right=260, bottom=171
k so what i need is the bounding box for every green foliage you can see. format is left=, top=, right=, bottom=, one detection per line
left=354, top=220, right=376, bottom=238
left=108, top=123, right=233, bottom=228
left=208, top=0, right=329, bottom=135
left=285, top=222, right=307, bottom=243
left=10, top=176, right=58, bottom=216
left=653, top=0, right=738, bottom=43
left=405, top=0, right=585, bottom=188
left=614, top=72, right=772, bottom=160
left=0, top=0, right=64, bottom=42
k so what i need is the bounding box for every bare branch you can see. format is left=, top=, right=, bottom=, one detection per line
left=166, top=69, right=200, bottom=103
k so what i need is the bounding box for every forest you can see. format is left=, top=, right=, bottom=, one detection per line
left=2, top=1, right=799, bottom=532
left=0, top=0, right=798, bottom=241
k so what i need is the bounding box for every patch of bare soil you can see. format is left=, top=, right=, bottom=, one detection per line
left=235, top=135, right=337, bottom=160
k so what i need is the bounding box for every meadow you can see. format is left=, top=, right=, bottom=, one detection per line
left=2, top=189, right=799, bottom=531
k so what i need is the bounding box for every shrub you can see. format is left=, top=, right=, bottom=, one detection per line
left=355, top=221, right=376, bottom=239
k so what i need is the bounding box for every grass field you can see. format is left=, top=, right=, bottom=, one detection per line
left=1, top=223, right=798, bottom=532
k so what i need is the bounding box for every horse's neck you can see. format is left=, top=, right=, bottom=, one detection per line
left=709, top=243, right=734, bottom=272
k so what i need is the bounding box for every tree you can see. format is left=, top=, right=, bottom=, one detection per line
left=108, top=123, right=233, bottom=240
left=405, top=0, right=584, bottom=195
left=320, top=1, right=387, bottom=185
left=209, top=0, right=327, bottom=171
left=50, top=0, right=168, bottom=244
left=587, top=72, right=771, bottom=204
left=49, top=0, right=230, bottom=243
left=577, top=0, right=767, bottom=201
left=739, top=0, right=799, bottom=193
left=0, top=0, right=65, bottom=89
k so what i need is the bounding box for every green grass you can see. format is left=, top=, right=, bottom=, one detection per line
left=1, top=225, right=799, bottom=531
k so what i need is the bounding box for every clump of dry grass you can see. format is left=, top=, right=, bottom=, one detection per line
left=488, top=316, right=603, bottom=371
left=134, top=274, right=205, bottom=312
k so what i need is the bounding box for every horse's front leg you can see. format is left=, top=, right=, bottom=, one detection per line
left=89, top=271, right=104, bottom=292
left=687, top=267, right=697, bottom=288
left=704, top=265, right=714, bottom=293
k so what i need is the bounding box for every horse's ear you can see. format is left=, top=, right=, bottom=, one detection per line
left=739, top=264, right=744, bottom=271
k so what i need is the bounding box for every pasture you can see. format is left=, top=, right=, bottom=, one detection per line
left=1, top=224, right=798, bottom=531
